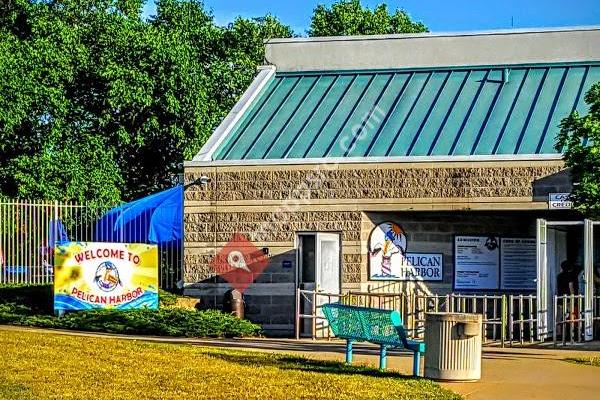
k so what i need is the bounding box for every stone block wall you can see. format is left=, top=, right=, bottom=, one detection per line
left=183, top=159, right=568, bottom=335
left=185, top=162, right=566, bottom=203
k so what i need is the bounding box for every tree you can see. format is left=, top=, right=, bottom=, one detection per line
left=0, top=0, right=292, bottom=204
left=0, top=0, right=128, bottom=206
left=0, top=0, right=427, bottom=205
left=556, top=82, right=600, bottom=218
left=309, top=0, right=427, bottom=37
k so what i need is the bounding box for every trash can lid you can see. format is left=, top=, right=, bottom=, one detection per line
left=425, top=312, right=482, bottom=322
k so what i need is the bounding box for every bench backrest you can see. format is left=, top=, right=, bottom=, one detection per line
left=322, top=303, right=409, bottom=347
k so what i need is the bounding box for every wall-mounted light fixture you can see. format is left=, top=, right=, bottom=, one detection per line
left=196, top=175, right=211, bottom=185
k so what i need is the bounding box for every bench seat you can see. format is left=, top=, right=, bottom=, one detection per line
left=322, top=302, right=425, bottom=376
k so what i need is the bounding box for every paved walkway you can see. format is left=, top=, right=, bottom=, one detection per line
left=3, top=325, right=600, bottom=399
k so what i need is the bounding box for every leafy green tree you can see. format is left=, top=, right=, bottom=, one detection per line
left=0, top=0, right=127, bottom=205
left=0, top=0, right=291, bottom=203
left=0, top=0, right=426, bottom=205
left=309, top=0, right=427, bottom=36
left=556, top=82, right=600, bottom=218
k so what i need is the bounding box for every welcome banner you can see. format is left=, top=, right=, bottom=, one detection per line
left=54, top=242, right=159, bottom=311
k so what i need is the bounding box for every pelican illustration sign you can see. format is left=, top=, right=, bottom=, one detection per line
left=368, top=222, right=442, bottom=281
left=54, top=242, right=159, bottom=311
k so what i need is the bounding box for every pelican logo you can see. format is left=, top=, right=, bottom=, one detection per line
left=484, top=237, right=498, bottom=251
left=94, top=261, right=121, bottom=292
left=368, top=221, right=442, bottom=281
left=369, top=221, right=407, bottom=277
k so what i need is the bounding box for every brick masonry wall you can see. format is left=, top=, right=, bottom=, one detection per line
left=184, top=163, right=565, bottom=203
left=183, top=160, right=570, bottom=334
left=184, top=210, right=362, bottom=284
left=183, top=209, right=362, bottom=333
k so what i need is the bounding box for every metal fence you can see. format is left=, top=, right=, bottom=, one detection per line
left=0, top=200, right=182, bottom=290
left=294, top=290, right=600, bottom=345
left=295, top=288, right=344, bottom=339
left=595, top=295, right=600, bottom=339
left=553, top=294, right=585, bottom=346
left=508, top=294, right=538, bottom=345
left=412, top=293, right=506, bottom=345
left=296, top=289, right=512, bottom=345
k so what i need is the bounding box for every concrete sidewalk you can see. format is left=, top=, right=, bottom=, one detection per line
left=2, top=325, right=599, bottom=399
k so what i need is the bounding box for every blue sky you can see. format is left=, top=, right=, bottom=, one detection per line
left=143, top=1, right=600, bottom=34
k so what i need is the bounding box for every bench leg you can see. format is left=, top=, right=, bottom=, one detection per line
left=379, top=345, right=387, bottom=370
left=345, top=340, right=353, bottom=364
left=412, top=352, right=421, bottom=377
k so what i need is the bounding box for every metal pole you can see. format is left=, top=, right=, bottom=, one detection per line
left=553, top=295, right=557, bottom=347
left=501, top=295, right=506, bottom=347
left=519, top=295, right=524, bottom=345
left=311, top=291, right=317, bottom=340
left=295, top=288, right=301, bottom=340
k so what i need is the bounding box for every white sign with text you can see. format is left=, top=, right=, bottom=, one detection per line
left=454, top=236, right=500, bottom=290
left=500, top=238, right=536, bottom=290
left=370, top=252, right=443, bottom=281
left=548, top=193, right=573, bottom=209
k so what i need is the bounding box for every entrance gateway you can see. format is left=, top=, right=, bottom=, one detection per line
left=296, top=232, right=341, bottom=335
left=536, top=219, right=597, bottom=341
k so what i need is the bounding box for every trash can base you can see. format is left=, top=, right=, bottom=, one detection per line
left=424, top=312, right=483, bottom=382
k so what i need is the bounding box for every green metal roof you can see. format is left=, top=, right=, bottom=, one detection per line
left=213, top=63, right=600, bottom=160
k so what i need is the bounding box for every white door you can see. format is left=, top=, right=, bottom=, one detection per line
left=315, top=233, right=340, bottom=334
left=316, top=233, right=340, bottom=294
left=296, top=232, right=341, bottom=337
left=537, top=219, right=588, bottom=341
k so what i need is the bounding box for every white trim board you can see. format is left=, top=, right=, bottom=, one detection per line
left=184, top=153, right=564, bottom=168
left=265, top=28, right=600, bottom=72
left=266, top=26, right=600, bottom=44
left=192, top=65, right=276, bottom=162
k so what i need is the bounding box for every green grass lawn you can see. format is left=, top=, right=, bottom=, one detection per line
left=0, top=328, right=459, bottom=400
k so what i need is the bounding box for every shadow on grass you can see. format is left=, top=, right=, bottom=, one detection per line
left=564, top=357, right=600, bottom=367
left=0, top=382, right=34, bottom=400
left=202, top=350, right=419, bottom=380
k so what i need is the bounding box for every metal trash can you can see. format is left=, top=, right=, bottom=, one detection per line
left=424, top=312, right=482, bottom=381
left=223, top=289, right=245, bottom=319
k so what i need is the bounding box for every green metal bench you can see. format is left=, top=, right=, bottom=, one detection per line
left=321, top=303, right=425, bottom=376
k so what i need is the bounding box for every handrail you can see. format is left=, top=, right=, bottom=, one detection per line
left=295, top=288, right=345, bottom=340
left=295, top=290, right=600, bottom=344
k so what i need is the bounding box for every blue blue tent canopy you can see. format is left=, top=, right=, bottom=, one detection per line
left=95, top=186, right=183, bottom=245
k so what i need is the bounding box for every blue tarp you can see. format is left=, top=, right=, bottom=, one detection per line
left=94, top=186, right=183, bottom=245
left=48, top=220, right=69, bottom=247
